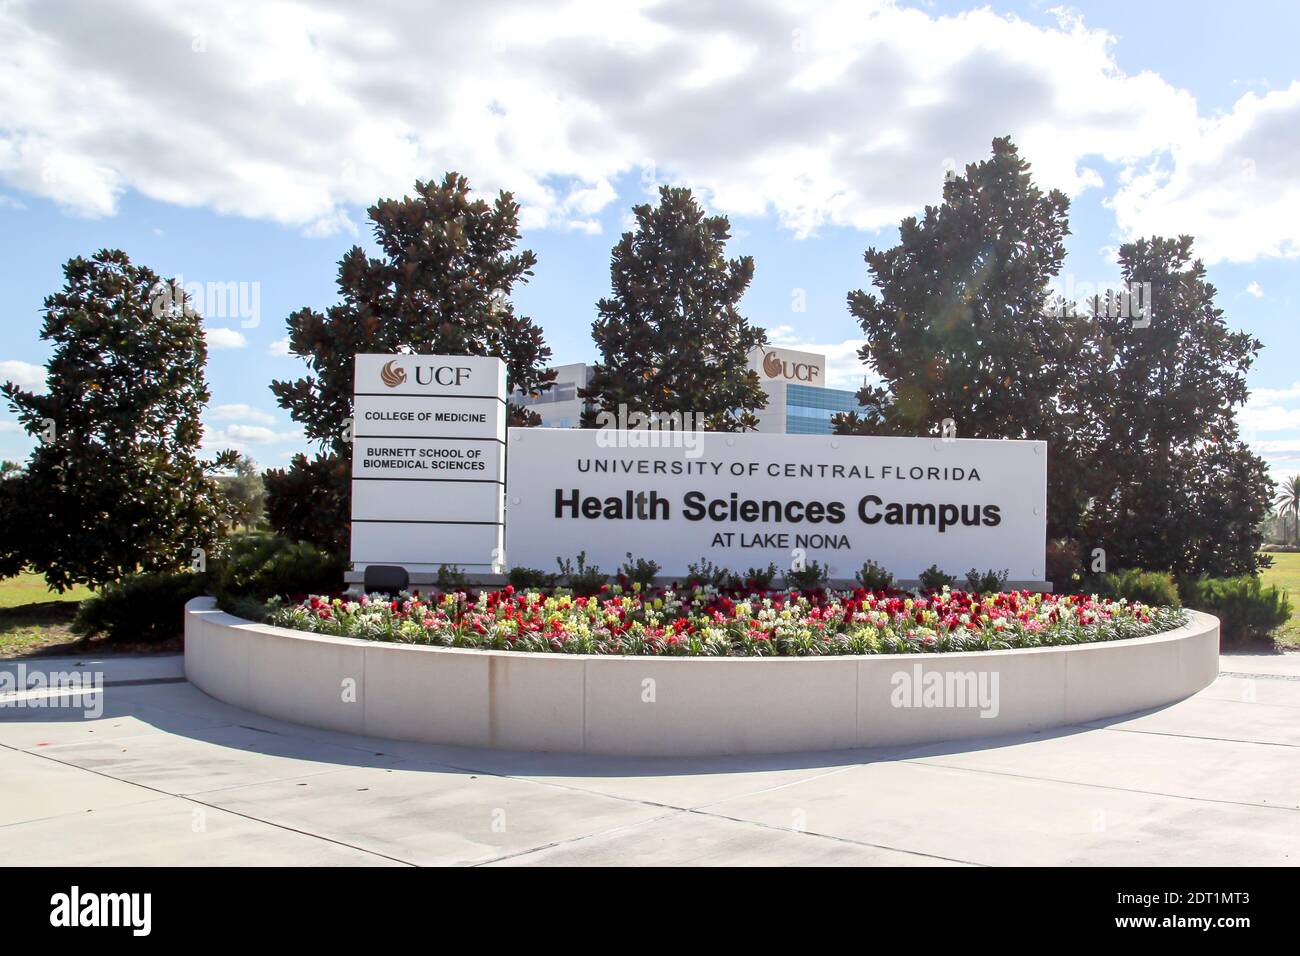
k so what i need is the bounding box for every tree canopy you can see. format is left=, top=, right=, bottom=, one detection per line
left=0, top=249, right=232, bottom=591
left=580, top=186, right=768, bottom=431
left=1068, top=237, right=1271, bottom=576
left=265, top=172, right=556, bottom=552
left=837, top=138, right=1271, bottom=577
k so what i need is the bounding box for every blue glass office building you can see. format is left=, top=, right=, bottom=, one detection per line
left=783, top=383, right=866, bottom=434
left=745, top=346, right=871, bottom=435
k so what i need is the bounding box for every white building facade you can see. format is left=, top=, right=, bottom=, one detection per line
left=511, top=361, right=593, bottom=427
left=515, top=346, right=866, bottom=433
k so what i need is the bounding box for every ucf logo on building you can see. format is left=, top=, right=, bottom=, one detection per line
left=758, top=347, right=822, bottom=384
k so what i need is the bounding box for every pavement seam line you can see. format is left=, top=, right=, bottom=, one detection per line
left=0, top=794, right=177, bottom=831
left=903, top=755, right=1300, bottom=813
left=471, top=802, right=983, bottom=867
left=1, top=738, right=419, bottom=866
left=681, top=806, right=985, bottom=866
left=469, top=808, right=686, bottom=866
left=1085, top=724, right=1300, bottom=749
left=688, top=762, right=863, bottom=810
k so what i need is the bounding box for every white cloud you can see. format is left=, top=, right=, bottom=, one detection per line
left=1251, top=382, right=1300, bottom=404
left=202, top=421, right=305, bottom=455
left=206, top=328, right=247, bottom=349
left=563, top=218, right=602, bottom=235
left=1241, top=403, right=1300, bottom=435
left=0, top=359, right=44, bottom=391
left=1242, top=385, right=1300, bottom=486
left=0, top=420, right=21, bottom=433
left=202, top=400, right=302, bottom=452
left=0, top=0, right=1224, bottom=245
left=1246, top=281, right=1264, bottom=298
left=221, top=424, right=301, bottom=444
left=267, top=336, right=292, bottom=357
left=208, top=403, right=275, bottom=424
left=302, top=206, right=358, bottom=239
left=1111, top=82, right=1300, bottom=263
left=563, top=178, right=616, bottom=216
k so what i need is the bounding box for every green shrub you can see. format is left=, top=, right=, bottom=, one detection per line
left=556, top=551, right=607, bottom=596
left=1180, top=575, right=1291, bottom=645
left=918, top=564, right=956, bottom=591
left=618, top=553, right=661, bottom=588
left=212, top=532, right=345, bottom=603
left=1098, top=568, right=1180, bottom=607
left=435, top=564, right=471, bottom=591
left=507, top=566, right=559, bottom=590
left=854, top=560, right=894, bottom=592
left=964, top=568, right=1009, bottom=594
left=219, top=593, right=274, bottom=624
left=73, top=571, right=205, bottom=644
left=686, top=556, right=736, bottom=590
left=783, top=561, right=828, bottom=591
left=743, top=563, right=780, bottom=590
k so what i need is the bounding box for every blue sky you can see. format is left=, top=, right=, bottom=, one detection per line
left=2, top=0, right=1298, bottom=484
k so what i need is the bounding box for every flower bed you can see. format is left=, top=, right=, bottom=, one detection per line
left=265, top=586, right=1185, bottom=657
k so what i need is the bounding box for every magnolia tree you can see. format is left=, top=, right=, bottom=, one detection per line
left=0, top=250, right=234, bottom=591
left=580, top=186, right=768, bottom=431
left=266, top=172, right=556, bottom=553
left=1068, top=237, right=1271, bottom=576
left=836, top=138, right=1271, bottom=578
left=836, top=137, right=1083, bottom=438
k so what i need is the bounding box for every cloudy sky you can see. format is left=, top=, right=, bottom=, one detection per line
left=1, top=0, right=1298, bottom=483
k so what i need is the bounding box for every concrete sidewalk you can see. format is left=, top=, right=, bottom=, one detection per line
left=0, top=650, right=1297, bottom=866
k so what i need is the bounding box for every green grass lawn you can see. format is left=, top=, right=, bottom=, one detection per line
left=0, top=572, right=91, bottom=657
left=1260, top=551, right=1300, bottom=648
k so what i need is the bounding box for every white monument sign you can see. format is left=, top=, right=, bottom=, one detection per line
left=350, top=353, right=506, bottom=573
left=505, top=429, right=1047, bottom=583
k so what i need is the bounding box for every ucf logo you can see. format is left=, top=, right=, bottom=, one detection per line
left=761, top=350, right=820, bottom=382
left=379, top=360, right=473, bottom=388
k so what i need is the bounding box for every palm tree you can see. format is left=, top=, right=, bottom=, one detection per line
left=1276, top=476, right=1300, bottom=546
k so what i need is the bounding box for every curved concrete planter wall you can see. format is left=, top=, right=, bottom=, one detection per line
left=184, top=598, right=1219, bottom=757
